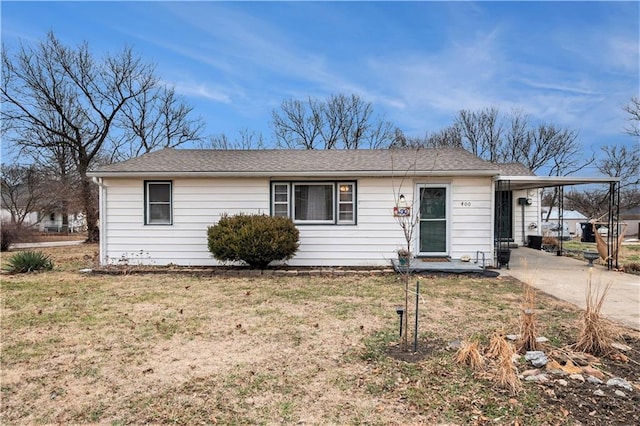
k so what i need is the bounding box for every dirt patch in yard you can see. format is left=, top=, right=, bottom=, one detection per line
left=1, top=244, right=639, bottom=424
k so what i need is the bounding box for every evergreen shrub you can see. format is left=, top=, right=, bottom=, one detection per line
left=207, top=213, right=299, bottom=269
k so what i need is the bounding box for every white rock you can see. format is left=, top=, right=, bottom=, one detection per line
left=525, top=351, right=548, bottom=367
left=587, top=376, right=603, bottom=385
left=593, top=389, right=605, bottom=397
left=569, top=374, right=585, bottom=382
left=535, top=336, right=549, bottom=343
left=611, top=342, right=632, bottom=352
left=606, top=377, right=633, bottom=392
left=556, top=379, right=568, bottom=386
left=614, top=390, right=626, bottom=397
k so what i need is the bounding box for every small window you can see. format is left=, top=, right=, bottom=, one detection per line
left=338, top=183, right=355, bottom=224
left=272, top=183, right=290, bottom=217
left=145, top=181, right=172, bottom=225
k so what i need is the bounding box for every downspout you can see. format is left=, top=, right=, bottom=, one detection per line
left=92, top=177, right=107, bottom=266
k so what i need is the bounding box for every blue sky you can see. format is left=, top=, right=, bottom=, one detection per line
left=2, top=1, right=638, bottom=172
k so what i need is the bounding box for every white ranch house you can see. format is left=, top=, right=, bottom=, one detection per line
left=88, top=148, right=615, bottom=268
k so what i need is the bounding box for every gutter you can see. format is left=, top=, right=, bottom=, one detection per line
left=87, top=169, right=501, bottom=179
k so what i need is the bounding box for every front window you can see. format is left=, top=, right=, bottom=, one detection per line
left=271, top=181, right=356, bottom=225
left=294, top=183, right=334, bottom=223
left=146, top=181, right=172, bottom=225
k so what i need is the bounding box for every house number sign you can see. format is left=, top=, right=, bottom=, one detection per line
left=393, top=206, right=411, bottom=217
left=460, top=202, right=472, bottom=206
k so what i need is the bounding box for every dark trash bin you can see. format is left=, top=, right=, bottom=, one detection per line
left=580, top=222, right=595, bottom=243
left=527, top=235, right=543, bottom=250
left=497, top=248, right=511, bottom=269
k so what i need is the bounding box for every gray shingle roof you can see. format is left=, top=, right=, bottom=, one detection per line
left=496, top=162, right=536, bottom=176
left=88, top=147, right=507, bottom=177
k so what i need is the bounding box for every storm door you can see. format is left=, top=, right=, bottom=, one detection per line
left=495, top=190, right=513, bottom=241
left=418, top=185, right=448, bottom=255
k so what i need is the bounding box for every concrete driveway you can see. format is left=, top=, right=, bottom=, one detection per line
left=502, top=247, right=640, bottom=331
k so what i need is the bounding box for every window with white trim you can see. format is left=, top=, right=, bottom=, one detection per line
left=271, top=181, right=356, bottom=225
left=145, top=181, right=172, bottom=225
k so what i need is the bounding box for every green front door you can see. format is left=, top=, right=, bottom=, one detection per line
left=419, top=186, right=447, bottom=254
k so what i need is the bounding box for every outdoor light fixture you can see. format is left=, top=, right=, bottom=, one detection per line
left=399, top=194, right=406, bottom=205
left=395, top=307, right=405, bottom=337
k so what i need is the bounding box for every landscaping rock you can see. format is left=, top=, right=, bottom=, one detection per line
left=569, top=374, right=585, bottom=383
left=525, top=374, right=549, bottom=383
left=593, top=389, right=605, bottom=397
left=522, top=369, right=541, bottom=377
left=611, top=342, right=632, bottom=352
left=581, top=365, right=604, bottom=379
left=506, top=334, right=519, bottom=341
left=525, top=351, right=548, bottom=367
left=606, top=377, right=633, bottom=392
left=446, top=339, right=462, bottom=351
left=535, top=336, right=549, bottom=343
left=587, top=376, right=604, bottom=385
left=614, top=390, right=626, bottom=398
left=556, top=379, right=568, bottom=386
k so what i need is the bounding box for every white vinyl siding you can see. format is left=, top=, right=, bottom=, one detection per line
left=99, top=176, right=497, bottom=267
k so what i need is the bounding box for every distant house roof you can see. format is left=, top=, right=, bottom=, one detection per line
left=496, top=162, right=536, bottom=177
left=541, top=207, right=588, bottom=220
left=89, top=148, right=508, bottom=178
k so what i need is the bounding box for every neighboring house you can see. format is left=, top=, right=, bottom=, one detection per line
left=540, top=207, right=588, bottom=239
left=620, top=206, right=640, bottom=238
left=87, top=148, right=618, bottom=268
left=0, top=208, right=85, bottom=233
left=38, top=212, right=86, bottom=233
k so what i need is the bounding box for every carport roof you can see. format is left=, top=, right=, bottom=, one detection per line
left=495, top=175, right=619, bottom=191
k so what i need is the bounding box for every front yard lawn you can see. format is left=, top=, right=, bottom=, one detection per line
left=1, top=244, right=638, bottom=424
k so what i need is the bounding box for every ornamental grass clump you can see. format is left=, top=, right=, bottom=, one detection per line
left=574, top=271, right=618, bottom=356
left=454, top=339, right=484, bottom=371
left=487, top=330, right=521, bottom=396
left=517, top=284, right=539, bottom=353
left=4, top=250, right=54, bottom=273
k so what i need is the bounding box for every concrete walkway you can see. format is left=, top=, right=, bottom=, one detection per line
left=502, top=247, right=640, bottom=331
left=11, top=240, right=85, bottom=249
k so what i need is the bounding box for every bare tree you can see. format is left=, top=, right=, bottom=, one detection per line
left=456, top=107, right=503, bottom=162
left=117, top=86, right=204, bottom=159
left=271, top=94, right=395, bottom=149
left=199, top=128, right=266, bottom=150
left=623, top=96, right=640, bottom=137
left=0, top=164, right=52, bottom=226
left=2, top=32, right=157, bottom=242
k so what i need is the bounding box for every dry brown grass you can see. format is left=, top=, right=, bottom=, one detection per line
left=454, top=340, right=484, bottom=370
left=486, top=330, right=522, bottom=396
left=517, top=284, right=539, bottom=353
left=1, top=244, right=637, bottom=425
left=574, top=271, right=619, bottom=356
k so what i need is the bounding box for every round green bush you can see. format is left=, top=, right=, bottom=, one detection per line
left=207, top=213, right=299, bottom=269
left=3, top=250, right=54, bottom=273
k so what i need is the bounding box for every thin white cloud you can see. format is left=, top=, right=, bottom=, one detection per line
left=171, top=80, right=232, bottom=104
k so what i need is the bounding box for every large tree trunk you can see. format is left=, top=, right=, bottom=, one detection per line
left=78, top=159, right=99, bottom=243
left=82, top=176, right=99, bottom=243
